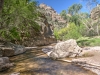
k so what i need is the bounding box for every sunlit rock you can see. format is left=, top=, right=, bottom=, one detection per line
left=42, top=39, right=82, bottom=59
left=1, top=42, right=26, bottom=57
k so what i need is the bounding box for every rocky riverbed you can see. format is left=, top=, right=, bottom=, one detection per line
left=72, top=46, right=100, bottom=75
left=0, top=46, right=96, bottom=75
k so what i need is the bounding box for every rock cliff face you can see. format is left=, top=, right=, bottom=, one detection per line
left=16, top=13, right=57, bottom=46
left=90, top=4, right=100, bottom=21
left=13, top=4, right=59, bottom=46
left=39, top=3, right=67, bottom=29
left=0, top=3, right=66, bottom=46
left=13, top=3, right=67, bottom=46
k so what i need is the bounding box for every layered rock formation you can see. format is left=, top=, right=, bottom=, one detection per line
left=0, top=3, right=67, bottom=46
left=90, top=4, right=100, bottom=21
left=13, top=3, right=67, bottom=46
left=1, top=42, right=26, bottom=57
left=18, top=12, right=57, bottom=46
left=89, top=4, right=100, bottom=36
left=72, top=47, right=100, bottom=75
left=0, top=3, right=59, bottom=47
left=39, top=3, right=67, bottom=29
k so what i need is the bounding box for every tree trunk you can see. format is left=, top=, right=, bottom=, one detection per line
left=0, top=0, right=4, bottom=12
left=96, top=24, right=99, bottom=35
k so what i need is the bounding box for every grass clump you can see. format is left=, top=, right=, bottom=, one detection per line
left=77, top=37, right=100, bottom=47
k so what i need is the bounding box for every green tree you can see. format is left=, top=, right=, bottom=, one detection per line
left=0, top=0, right=40, bottom=41
left=70, top=15, right=81, bottom=26
left=68, top=4, right=82, bottom=15
left=82, top=0, right=99, bottom=12
left=64, top=23, right=82, bottom=39
left=60, top=10, right=67, bottom=19
left=80, top=12, right=90, bottom=18
left=0, top=0, right=4, bottom=12
left=60, top=10, right=70, bottom=22
left=54, top=23, right=84, bottom=40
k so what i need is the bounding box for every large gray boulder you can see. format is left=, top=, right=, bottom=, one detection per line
left=1, top=42, right=26, bottom=57
left=0, top=57, right=13, bottom=71
left=44, top=39, right=82, bottom=59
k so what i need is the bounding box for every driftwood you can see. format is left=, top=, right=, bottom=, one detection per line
left=25, top=47, right=37, bottom=50
left=10, top=72, right=20, bottom=75
left=1, top=47, right=37, bottom=50
left=57, top=59, right=72, bottom=63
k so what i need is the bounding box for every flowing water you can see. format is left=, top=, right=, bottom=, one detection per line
left=0, top=47, right=97, bottom=75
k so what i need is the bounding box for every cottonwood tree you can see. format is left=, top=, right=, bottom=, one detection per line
left=68, top=4, right=82, bottom=15
left=60, top=10, right=67, bottom=19
left=80, top=0, right=100, bottom=36
left=82, top=0, right=99, bottom=12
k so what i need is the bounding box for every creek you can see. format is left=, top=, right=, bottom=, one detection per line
left=0, top=47, right=96, bottom=75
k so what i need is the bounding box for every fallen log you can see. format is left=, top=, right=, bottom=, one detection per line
left=25, top=47, right=38, bottom=50
left=57, top=59, right=72, bottom=63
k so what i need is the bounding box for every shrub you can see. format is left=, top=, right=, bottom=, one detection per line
left=0, top=0, right=40, bottom=41
left=64, top=23, right=82, bottom=40
left=54, top=23, right=83, bottom=40
left=77, top=37, right=100, bottom=47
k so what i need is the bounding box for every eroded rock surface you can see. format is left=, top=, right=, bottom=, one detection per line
left=1, top=42, right=26, bottom=57
left=0, top=3, right=58, bottom=47
left=42, top=39, right=82, bottom=59
left=39, top=3, right=67, bottom=29
left=0, top=57, right=13, bottom=71
left=91, top=4, right=100, bottom=21
left=72, top=47, right=100, bottom=75
left=42, top=40, right=100, bottom=74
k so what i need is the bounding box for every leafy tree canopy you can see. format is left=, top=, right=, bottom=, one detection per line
left=0, top=0, right=40, bottom=41
left=68, top=3, right=82, bottom=15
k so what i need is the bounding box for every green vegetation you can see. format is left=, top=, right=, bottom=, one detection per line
left=77, top=37, right=100, bottom=47
left=55, top=4, right=87, bottom=40
left=55, top=1, right=100, bottom=45
left=68, top=3, right=82, bottom=15
left=54, top=23, right=84, bottom=40
left=0, top=0, right=40, bottom=41
left=0, top=0, right=100, bottom=47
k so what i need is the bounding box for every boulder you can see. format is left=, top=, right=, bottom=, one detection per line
left=46, top=39, right=82, bottom=59
left=39, top=3, right=67, bottom=29
left=0, top=57, right=13, bottom=71
left=1, top=42, right=26, bottom=57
